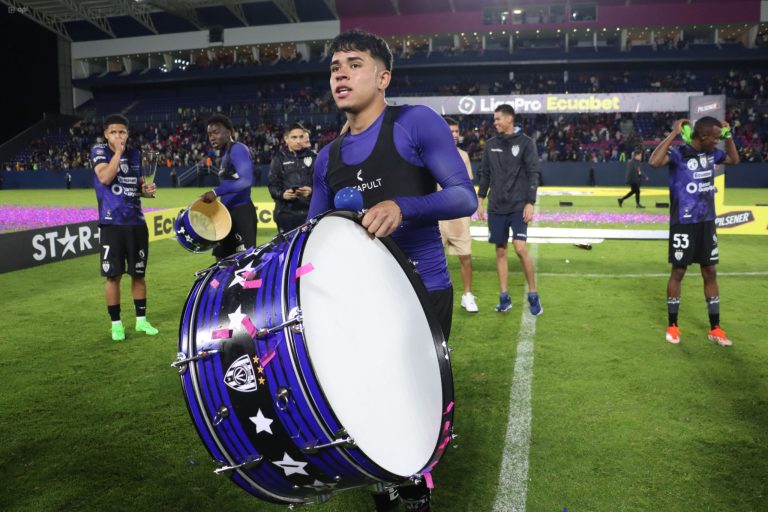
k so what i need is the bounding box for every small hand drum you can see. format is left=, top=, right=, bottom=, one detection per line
left=174, top=199, right=232, bottom=253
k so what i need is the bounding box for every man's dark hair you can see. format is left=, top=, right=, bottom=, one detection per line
left=693, top=116, right=722, bottom=139
left=285, top=123, right=306, bottom=135
left=444, top=117, right=459, bottom=127
left=329, top=29, right=393, bottom=71
left=494, top=104, right=515, bottom=117
left=103, top=114, right=129, bottom=130
left=207, top=114, right=234, bottom=132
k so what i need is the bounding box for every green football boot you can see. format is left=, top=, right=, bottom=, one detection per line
left=135, top=319, right=159, bottom=336
left=111, top=322, right=126, bottom=341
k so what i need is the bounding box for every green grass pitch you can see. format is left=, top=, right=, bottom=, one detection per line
left=0, top=187, right=766, bottom=511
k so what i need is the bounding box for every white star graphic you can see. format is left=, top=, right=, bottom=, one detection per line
left=185, top=234, right=194, bottom=243
left=229, top=260, right=256, bottom=288
left=227, top=306, right=247, bottom=329
left=273, top=452, right=309, bottom=477
left=228, top=274, right=245, bottom=288
left=177, top=226, right=185, bottom=234
left=57, top=228, right=78, bottom=257
left=249, top=409, right=274, bottom=435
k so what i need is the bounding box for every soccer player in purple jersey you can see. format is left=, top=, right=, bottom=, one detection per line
left=307, top=29, right=476, bottom=512
left=91, top=114, right=158, bottom=341
left=200, top=114, right=257, bottom=259
left=649, top=117, right=740, bottom=346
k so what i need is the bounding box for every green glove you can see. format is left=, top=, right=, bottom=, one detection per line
left=680, top=123, right=693, bottom=144
left=720, top=126, right=732, bottom=139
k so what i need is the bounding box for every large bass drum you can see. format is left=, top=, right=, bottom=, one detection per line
left=174, top=210, right=455, bottom=505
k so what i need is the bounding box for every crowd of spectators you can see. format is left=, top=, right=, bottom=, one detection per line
left=4, top=69, right=768, bottom=172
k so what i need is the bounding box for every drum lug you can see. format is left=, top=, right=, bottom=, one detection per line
left=300, top=434, right=356, bottom=454
left=171, top=349, right=220, bottom=375
left=213, top=454, right=263, bottom=474
left=275, top=387, right=293, bottom=411
left=212, top=404, right=229, bottom=426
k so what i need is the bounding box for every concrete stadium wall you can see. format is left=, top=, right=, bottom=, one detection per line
left=1, top=163, right=767, bottom=190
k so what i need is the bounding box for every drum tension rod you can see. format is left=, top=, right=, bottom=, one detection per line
left=171, top=349, right=220, bottom=374
left=252, top=312, right=303, bottom=338
left=301, top=434, right=356, bottom=454
left=213, top=454, right=263, bottom=475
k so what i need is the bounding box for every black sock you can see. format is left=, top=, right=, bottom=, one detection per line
left=108, top=304, right=121, bottom=322
left=371, top=488, right=399, bottom=512
left=706, top=296, right=720, bottom=330
left=400, top=481, right=430, bottom=512
left=134, top=299, right=147, bottom=318
left=667, top=297, right=680, bottom=326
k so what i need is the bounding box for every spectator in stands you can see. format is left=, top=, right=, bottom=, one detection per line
left=200, top=114, right=257, bottom=259
left=307, top=29, right=476, bottom=512
left=618, top=149, right=648, bottom=208
left=476, top=104, right=543, bottom=316
left=268, top=123, right=315, bottom=233
left=90, top=113, right=159, bottom=341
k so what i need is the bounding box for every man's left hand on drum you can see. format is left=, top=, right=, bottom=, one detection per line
left=362, top=200, right=403, bottom=238
left=200, top=190, right=217, bottom=203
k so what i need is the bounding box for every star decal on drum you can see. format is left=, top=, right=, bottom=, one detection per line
left=229, top=260, right=256, bottom=288
left=227, top=305, right=247, bottom=329
left=303, top=480, right=338, bottom=491
left=258, top=377, right=266, bottom=385
left=273, top=453, right=309, bottom=476
left=249, top=409, right=274, bottom=435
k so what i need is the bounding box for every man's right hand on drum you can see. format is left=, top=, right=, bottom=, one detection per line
left=362, top=200, right=403, bottom=238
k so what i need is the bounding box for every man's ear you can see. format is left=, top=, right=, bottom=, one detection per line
left=378, top=69, right=391, bottom=90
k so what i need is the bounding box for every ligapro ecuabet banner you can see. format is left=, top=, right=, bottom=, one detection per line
left=389, top=92, right=702, bottom=115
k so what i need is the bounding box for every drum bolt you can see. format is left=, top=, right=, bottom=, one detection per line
left=213, top=405, right=229, bottom=426
left=275, top=387, right=292, bottom=411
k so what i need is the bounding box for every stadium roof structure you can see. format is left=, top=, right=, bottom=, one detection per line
left=5, top=0, right=751, bottom=43
left=0, top=0, right=340, bottom=41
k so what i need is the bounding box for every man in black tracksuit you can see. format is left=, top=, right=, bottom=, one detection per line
left=476, top=104, right=543, bottom=316
left=618, top=149, right=647, bottom=208
left=268, top=123, right=316, bottom=233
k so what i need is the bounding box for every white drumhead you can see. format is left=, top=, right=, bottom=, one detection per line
left=299, top=215, right=444, bottom=477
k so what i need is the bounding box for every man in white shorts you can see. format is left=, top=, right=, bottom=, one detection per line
left=439, top=118, right=478, bottom=312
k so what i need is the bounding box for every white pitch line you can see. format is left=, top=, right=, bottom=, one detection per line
left=537, top=271, right=768, bottom=279
left=493, top=246, right=538, bottom=512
